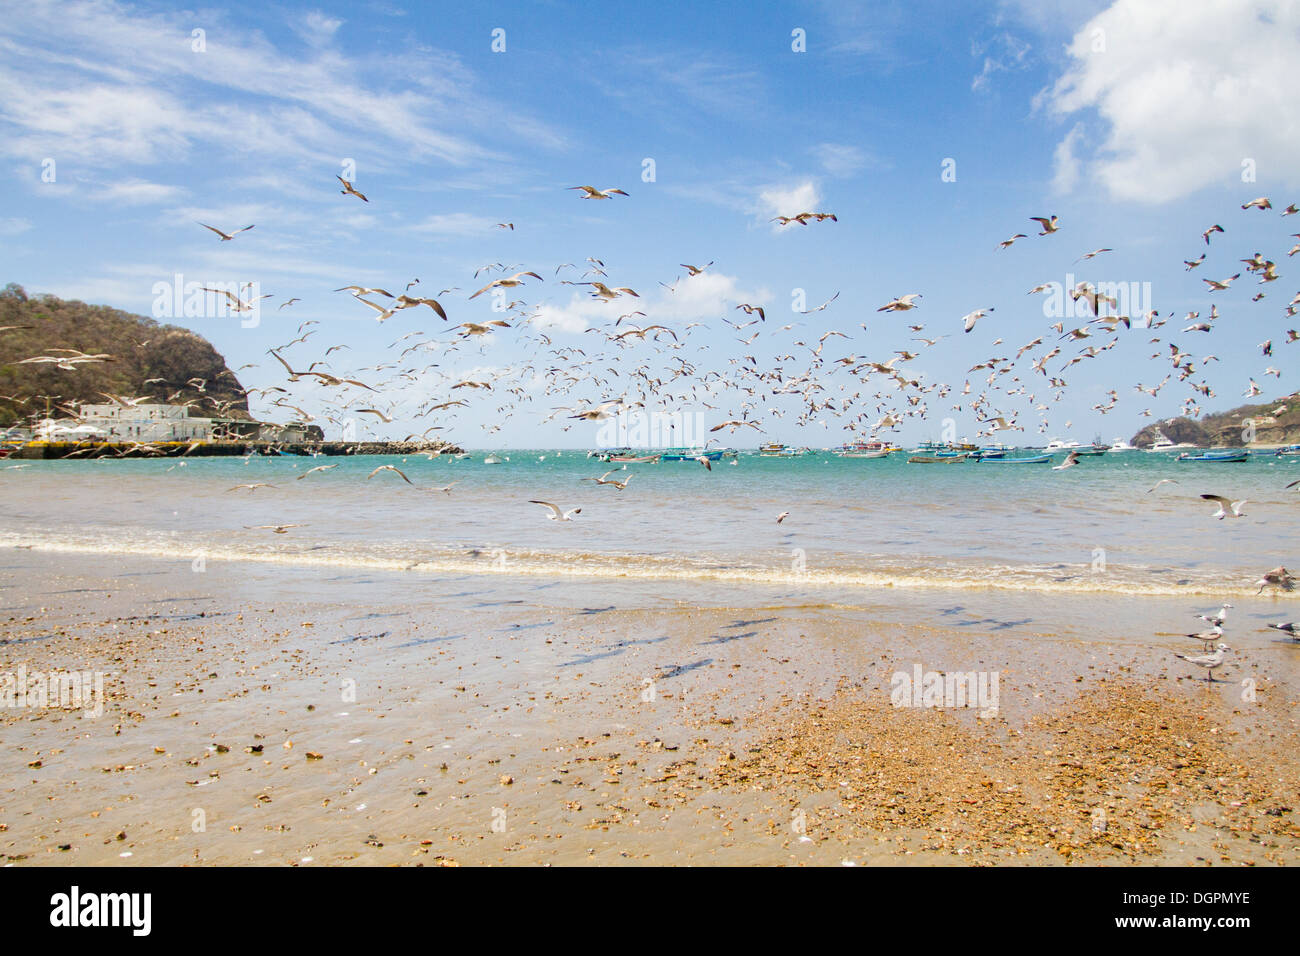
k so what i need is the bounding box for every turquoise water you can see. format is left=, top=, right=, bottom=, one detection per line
left=2, top=448, right=1297, bottom=598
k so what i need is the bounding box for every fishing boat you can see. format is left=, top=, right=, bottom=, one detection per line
left=1109, top=437, right=1136, bottom=452
left=662, top=447, right=722, bottom=461
left=758, top=442, right=811, bottom=457
left=1074, top=438, right=1109, bottom=456
left=908, top=453, right=967, bottom=463
left=834, top=440, right=892, bottom=458
left=607, top=453, right=660, bottom=463
left=974, top=453, right=1052, bottom=464
left=1275, top=444, right=1300, bottom=457
left=483, top=454, right=503, bottom=464
left=1176, top=450, right=1248, bottom=462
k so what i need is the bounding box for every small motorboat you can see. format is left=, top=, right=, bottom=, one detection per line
left=1176, top=450, right=1248, bottom=462
left=974, top=453, right=1052, bottom=464
left=662, top=448, right=722, bottom=461
left=908, top=454, right=967, bottom=463
left=608, top=454, right=661, bottom=463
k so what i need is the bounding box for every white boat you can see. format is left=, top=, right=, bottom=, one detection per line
left=1045, top=439, right=1081, bottom=451
left=483, top=454, right=503, bottom=464
left=1108, top=437, right=1136, bottom=452
left=1144, top=433, right=1197, bottom=453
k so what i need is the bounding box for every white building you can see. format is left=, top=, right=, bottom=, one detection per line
left=77, top=403, right=220, bottom=442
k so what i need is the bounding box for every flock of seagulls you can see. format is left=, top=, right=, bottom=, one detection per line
left=7, top=171, right=1298, bottom=693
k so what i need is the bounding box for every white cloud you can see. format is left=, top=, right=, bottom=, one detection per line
left=406, top=213, right=501, bottom=238
left=531, top=270, right=767, bottom=335
left=0, top=0, right=564, bottom=175
left=1045, top=0, right=1300, bottom=202
left=1051, top=124, right=1084, bottom=193
left=811, top=143, right=868, bottom=177
left=970, top=32, right=1031, bottom=92
left=0, top=217, right=32, bottom=236
left=89, top=179, right=184, bottom=204
left=755, top=180, right=821, bottom=227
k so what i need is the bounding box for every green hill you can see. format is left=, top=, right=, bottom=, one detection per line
left=0, top=283, right=248, bottom=427
left=1131, top=391, right=1300, bottom=448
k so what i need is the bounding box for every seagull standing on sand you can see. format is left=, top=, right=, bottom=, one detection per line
left=1174, top=644, right=1229, bottom=682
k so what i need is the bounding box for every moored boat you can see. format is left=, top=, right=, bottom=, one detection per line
left=908, top=453, right=967, bottom=463
left=974, top=453, right=1052, bottom=464
left=1176, top=450, right=1248, bottom=462
left=758, top=442, right=811, bottom=457
left=834, top=440, right=893, bottom=458
left=662, top=447, right=722, bottom=461
left=608, top=453, right=661, bottom=463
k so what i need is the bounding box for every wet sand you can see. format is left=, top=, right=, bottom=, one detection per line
left=2, top=549, right=1298, bottom=866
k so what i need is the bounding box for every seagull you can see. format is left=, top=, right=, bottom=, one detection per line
left=530, top=500, right=581, bottom=520
left=1147, top=478, right=1179, bottom=494
left=425, top=482, right=460, bottom=494
left=1185, top=624, right=1224, bottom=650
left=775, top=511, right=790, bottom=524
left=582, top=470, right=632, bottom=490
left=469, top=271, right=543, bottom=299
left=367, top=464, right=413, bottom=484
left=1241, top=196, right=1272, bottom=211
left=1200, top=494, right=1246, bottom=519
left=1266, top=621, right=1298, bottom=638
left=998, top=234, right=1027, bottom=250
left=1030, top=215, right=1060, bottom=235
left=244, top=524, right=304, bottom=534
left=962, top=307, right=993, bottom=333
left=1203, top=274, right=1240, bottom=291
left=1256, top=567, right=1297, bottom=593
left=337, top=176, right=368, bottom=202
left=1174, top=644, right=1229, bottom=682
left=1052, top=450, right=1080, bottom=470
left=1202, top=224, right=1224, bottom=245
left=680, top=262, right=713, bottom=276
left=296, top=464, right=339, bottom=480
left=878, top=294, right=922, bottom=313
left=1196, top=603, right=1233, bottom=628
left=227, top=482, right=276, bottom=492
left=198, top=222, right=254, bottom=241
left=568, top=186, right=629, bottom=200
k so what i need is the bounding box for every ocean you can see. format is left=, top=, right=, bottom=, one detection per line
left=3, top=448, right=1297, bottom=602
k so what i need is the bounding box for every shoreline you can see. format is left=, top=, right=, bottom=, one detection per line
left=2, top=550, right=1297, bottom=866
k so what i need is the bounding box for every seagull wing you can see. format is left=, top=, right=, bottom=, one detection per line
left=529, top=499, right=563, bottom=519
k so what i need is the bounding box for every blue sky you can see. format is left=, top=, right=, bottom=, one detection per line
left=2, top=0, right=1298, bottom=447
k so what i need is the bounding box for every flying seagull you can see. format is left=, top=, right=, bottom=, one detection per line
left=198, top=222, right=254, bottom=241
left=530, top=500, right=581, bottom=521
left=1200, top=494, right=1246, bottom=519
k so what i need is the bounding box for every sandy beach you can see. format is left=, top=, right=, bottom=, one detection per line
left=4, top=548, right=1297, bottom=866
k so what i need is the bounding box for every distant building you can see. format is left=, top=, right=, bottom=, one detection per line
left=72, top=403, right=321, bottom=444
left=75, top=403, right=262, bottom=442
